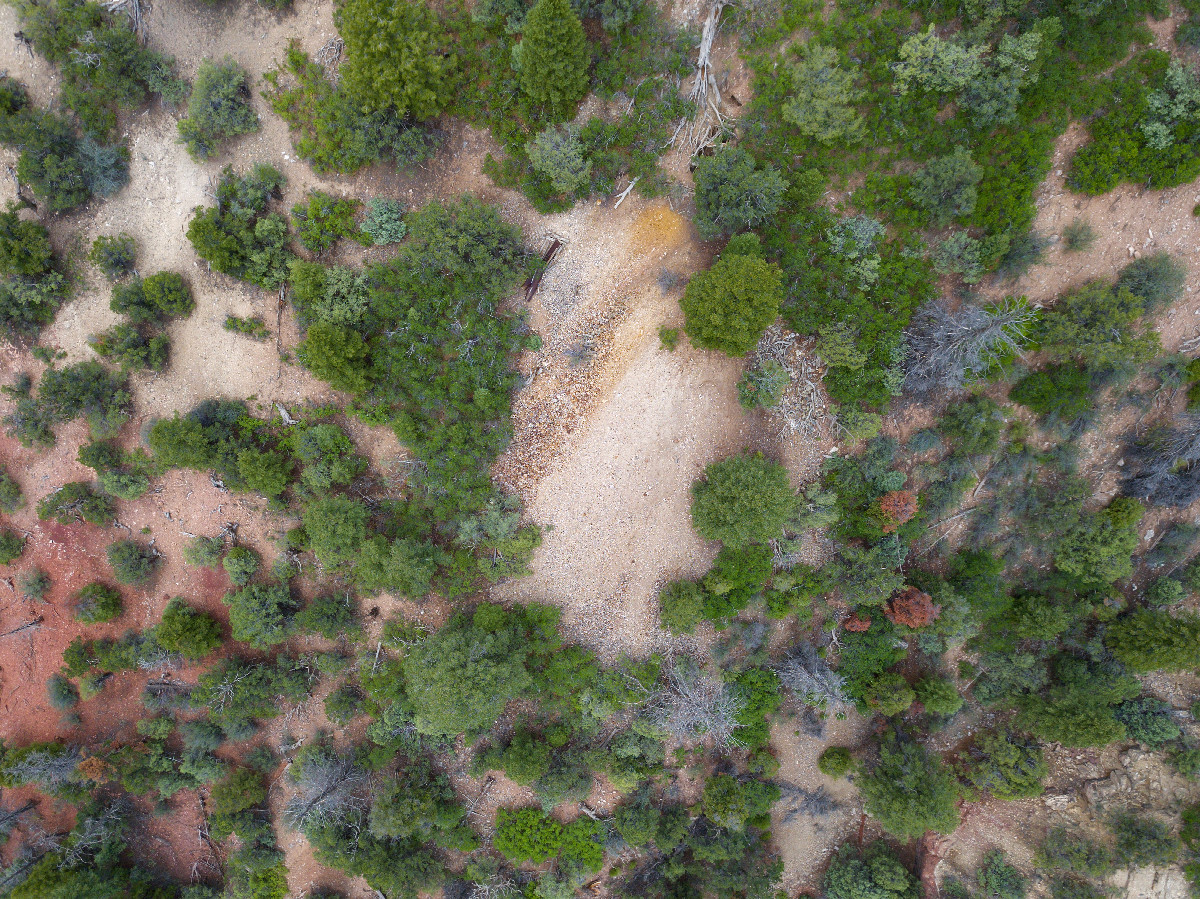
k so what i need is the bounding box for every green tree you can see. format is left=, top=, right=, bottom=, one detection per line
left=1054, top=497, right=1141, bottom=587
left=693, top=146, right=786, bottom=239
left=337, top=0, right=456, bottom=120
left=680, top=252, right=782, bottom=356
left=494, top=807, right=563, bottom=863
left=0, top=202, right=52, bottom=276
left=1016, top=655, right=1139, bottom=747
left=88, top=233, right=136, bottom=279
left=859, top=729, right=960, bottom=840
left=73, top=583, right=122, bottom=624
left=960, top=728, right=1046, bottom=800
left=910, top=146, right=982, bottom=224
left=819, top=747, right=853, bottom=777
left=914, top=675, right=963, bottom=716
left=236, top=448, right=290, bottom=498
left=823, top=843, right=918, bottom=899
left=1117, top=252, right=1186, bottom=313
left=37, top=482, right=114, bottom=526
left=298, top=322, right=370, bottom=393
left=223, top=546, right=260, bottom=586
left=155, top=597, right=223, bottom=659
left=1039, top=282, right=1159, bottom=369
left=148, top=415, right=215, bottom=470
left=1110, top=812, right=1179, bottom=867
left=658, top=579, right=706, bottom=634
left=690, top=452, right=796, bottom=547
left=782, top=44, right=864, bottom=145
left=402, top=606, right=537, bottom=735
left=517, top=0, right=590, bottom=121
left=977, top=851, right=1026, bottom=899
left=355, top=535, right=439, bottom=597
left=700, top=774, right=779, bottom=831
left=527, top=125, right=591, bottom=194
left=106, top=540, right=156, bottom=586
left=0, top=530, right=25, bottom=565
left=1107, top=609, right=1200, bottom=673
left=485, top=729, right=551, bottom=786
left=302, top=496, right=369, bottom=566
left=46, top=673, right=79, bottom=710
left=893, top=26, right=986, bottom=94
left=178, top=58, right=259, bottom=161
left=224, top=582, right=296, bottom=649
left=864, top=672, right=916, bottom=717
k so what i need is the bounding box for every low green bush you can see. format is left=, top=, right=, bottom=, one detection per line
left=90, top=324, right=169, bottom=372
left=73, top=583, right=122, bottom=624
left=88, top=233, right=136, bottom=278
left=223, top=315, right=270, bottom=340
left=187, top=165, right=292, bottom=288
left=106, top=540, right=157, bottom=585
left=0, top=530, right=25, bottom=565
left=177, top=58, right=258, bottom=160
left=155, top=597, right=222, bottom=660
left=291, top=191, right=366, bottom=253
left=19, top=568, right=50, bottom=601
left=46, top=673, right=78, bottom=710
left=818, top=746, right=853, bottom=777
left=360, top=198, right=407, bottom=244
left=37, top=482, right=114, bottom=526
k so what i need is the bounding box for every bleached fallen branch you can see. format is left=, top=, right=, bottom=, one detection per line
left=613, top=177, right=639, bottom=208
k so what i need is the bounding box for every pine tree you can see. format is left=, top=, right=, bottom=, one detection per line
left=518, top=0, right=590, bottom=122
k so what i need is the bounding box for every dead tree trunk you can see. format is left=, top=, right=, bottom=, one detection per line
left=0, top=617, right=42, bottom=638
left=917, top=831, right=948, bottom=899
left=689, top=1, right=729, bottom=104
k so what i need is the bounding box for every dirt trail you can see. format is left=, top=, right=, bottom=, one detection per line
left=494, top=196, right=777, bottom=657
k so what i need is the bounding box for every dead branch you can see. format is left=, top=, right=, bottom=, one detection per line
left=613, top=177, right=639, bottom=208
left=689, top=1, right=729, bottom=104
left=0, top=617, right=42, bottom=638
left=315, top=37, right=344, bottom=69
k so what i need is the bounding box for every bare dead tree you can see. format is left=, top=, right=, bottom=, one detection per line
left=0, top=798, right=35, bottom=840
left=776, top=782, right=839, bottom=825
left=649, top=663, right=744, bottom=749
left=1124, top=414, right=1200, bottom=507
left=775, top=643, right=848, bottom=712
left=689, top=1, right=729, bottom=104
left=5, top=746, right=81, bottom=794
left=282, top=749, right=368, bottom=833
left=469, top=878, right=520, bottom=899
left=902, top=298, right=1034, bottom=395
left=0, top=847, right=44, bottom=893
left=753, top=324, right=832, bottom=441
left=57, top=803, right=126, bottom=869
left=207, top=669, right=249, bottom=711
left=136, top=646, right=182, bottom=672
left=103, top=0, right=145, bottom=39
left=315, top=36, right=344, bottom=69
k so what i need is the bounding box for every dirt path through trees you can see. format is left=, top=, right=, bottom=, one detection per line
left=495, top=198, right=777, bottom=657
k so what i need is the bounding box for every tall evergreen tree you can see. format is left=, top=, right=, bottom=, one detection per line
left=518, top=0, right=589, bottom=122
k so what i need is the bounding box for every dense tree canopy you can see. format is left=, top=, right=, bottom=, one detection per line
left=680, top=248, right=783, bottom=356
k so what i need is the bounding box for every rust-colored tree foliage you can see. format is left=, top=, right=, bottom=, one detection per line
left=878, top=489, right=918, bottom=533
left=843, top=612, right=872, bottom=632
left=885, top=587, right=942, bottom=629
left=76, top=755, right=111, bottom=782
